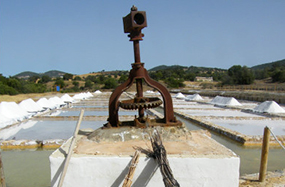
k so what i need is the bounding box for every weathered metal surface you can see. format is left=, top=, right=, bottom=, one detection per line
left=107, top=6, right=181, bottom=127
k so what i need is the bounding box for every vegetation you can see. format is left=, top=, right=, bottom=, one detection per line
left=252, top=59, right=285, bottom=82
left=221, top=65, right=254, bottom=85
left=149, top=65, right=226, bottom=88
left=1, top=58, right=285, bottom=95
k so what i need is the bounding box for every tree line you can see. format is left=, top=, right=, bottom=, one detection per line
left=1, top=63, right=285, bottom=95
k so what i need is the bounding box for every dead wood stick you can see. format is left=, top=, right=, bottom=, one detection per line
left=58, top=109, right=84, bottom=187
left=122, top=150, right=140, bottom=187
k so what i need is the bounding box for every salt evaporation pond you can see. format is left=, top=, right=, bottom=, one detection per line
left=210, top=119, right=285, bottom=136
left=172, top=102, right=215, bottom=109
left=72, top=105, right=108, bottom=108
left=0, top=120, right=105, bottom=140
left=2, top=92, right=285, bottom=187
left=49, top=110, right=137, bottom=117
left=177, top=108, right=260, bottom=117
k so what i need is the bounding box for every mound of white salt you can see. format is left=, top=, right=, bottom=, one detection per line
left=211, top=96, right=242, bottom=107
left=174, top=92, right=186, bottom=99
left=185, top=94, right=204, bottom=101
left=49, top=96, right=66, bottom=107
left=0, top=114, right=16, bottom=128
left=48, top=98, right=60, bottom=109
left=19, top=98, right=43, bottom=112
left=86, top=92, right=93, bottom=97
left=253, top=101, right=285, bottom=114
left=146, top=90, right=154, bottom=94
left=94, top=90, right=102, bottom=94
left=61, top=94, right=74, bottom=103
left=73, top=93, right=85, bottom=100
left=0, top=102, right=30, bottom=120
left=37, top=98, right=55, bottom=109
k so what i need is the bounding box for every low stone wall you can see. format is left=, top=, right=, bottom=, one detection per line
left=176, top=89, right=285, bottom=104
left=0, top=139, right=65, bottom=149
left=174, top=110, right=285, bottom=147
left=174, top=111, right=247, bottom=144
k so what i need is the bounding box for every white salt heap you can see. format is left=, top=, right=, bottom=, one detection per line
left=146, top=90, right=154, bottom=94
left=49, top=96, right=66, bottom=107
left=174, top=92, right=186, bottom=99
left=185, top=94, right=204, bottom=101
left=61, top=94, right=74, bottom=103
left=94, top=90, right=102, bottom=94
left=86, top=92, right=93, bottom=97
left=253, top=101, right=285, bottom=114
left=37, top=98, right=55, bottom=109
left=0, top=102, right=30, bottom=122
left=0, top=114, right=15, bottom=128
left=19, top=98, right=44, bottom=112
left=0, top=92, right=90, bottom=128
left=73, top=93, right=86, bottom=100
left=73, top=92, right=93, bottom=100
left=211, top=96, right=242, bottom=107
left=48, top=98, right=62, bottom=109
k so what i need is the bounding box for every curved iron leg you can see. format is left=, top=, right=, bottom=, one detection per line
left=108, top=77, right=134, bottom=127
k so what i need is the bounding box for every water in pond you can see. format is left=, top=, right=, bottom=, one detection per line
left=0, top=120, right=105, bottom=140
left=1, top=149, right=53, bottom=187
left=210, top=119, right=285, bottom=136
left=53, top=110, right=137, bottom=116
left=1, top=108, right=285, bottom=187
left=176, top=115, right=285, bottom=175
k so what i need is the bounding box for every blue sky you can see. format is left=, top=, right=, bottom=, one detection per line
left=1, top=1, right=284, bottom=77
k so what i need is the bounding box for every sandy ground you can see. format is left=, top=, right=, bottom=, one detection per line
left=239, top=169, right=285, bottom=187
left=73, top=127, right=236, bottom=157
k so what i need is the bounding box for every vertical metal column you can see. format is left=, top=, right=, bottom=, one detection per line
left=133, top=40, right=144, bottom=119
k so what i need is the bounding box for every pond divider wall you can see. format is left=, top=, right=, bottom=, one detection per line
left=173, top=110, right=285, bottom=147
left=175, top=90, right=285, bottom=104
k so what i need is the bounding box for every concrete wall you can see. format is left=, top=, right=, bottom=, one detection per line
left=50, top=154, right=240, bottom=187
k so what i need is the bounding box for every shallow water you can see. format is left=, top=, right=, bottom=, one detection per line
left=210, top=119, right=285, bottom=136
left=1, top=120, right=105, bottom=140
left=1, top=102, right=285, bottom=187
left=176, top=115, right=285, bottom=175
left=55, top=110, right=137, bottom=117
left=1, top=149, right=53, bottom=187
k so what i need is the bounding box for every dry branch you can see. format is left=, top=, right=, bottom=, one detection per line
left=122, top=150, right=140, bottom=187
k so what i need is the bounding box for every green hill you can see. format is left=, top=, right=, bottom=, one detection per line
left=14, top=71, right=40, bottom=79
left=14, top=70, right=69, bottom=79
left=148, top=65, right=187, bottom=71
left=44, top=70, right=66, bottom=78
left=251, top=59, right=285, bottom=70
left=149, top=65, right=226, bottom=73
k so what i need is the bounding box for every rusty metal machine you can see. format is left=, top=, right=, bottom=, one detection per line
left=106, top=6, right=181, bottom=128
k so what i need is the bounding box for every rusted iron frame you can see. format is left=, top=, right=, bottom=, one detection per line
left=108, top=62, right=177, bottom=127
left=107, top=9, right=178, bottom=127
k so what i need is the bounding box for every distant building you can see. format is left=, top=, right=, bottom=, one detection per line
left=194, top=76, right=213, bottom=82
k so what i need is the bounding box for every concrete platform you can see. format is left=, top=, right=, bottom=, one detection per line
left=50, top=126, right=240, bottom=187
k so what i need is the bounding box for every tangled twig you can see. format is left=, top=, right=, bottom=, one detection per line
left=150, top=129, right=180, bottom=187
